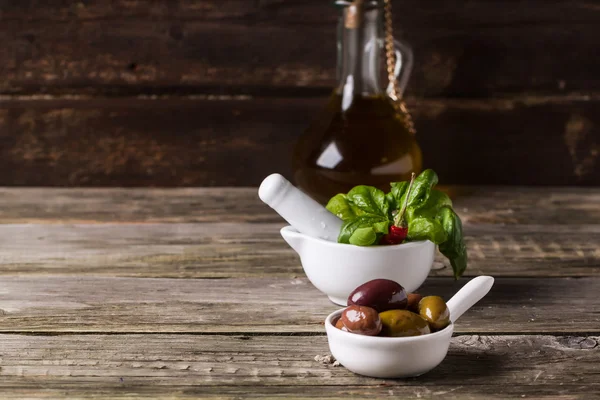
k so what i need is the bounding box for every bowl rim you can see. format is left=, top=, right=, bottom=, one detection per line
left=325, top=309, right=454, bottom=343
left=280, top=225, right=432, bottom=251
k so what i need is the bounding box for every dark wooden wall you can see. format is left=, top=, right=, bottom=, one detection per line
left=1, top=0, right=599, bottom=186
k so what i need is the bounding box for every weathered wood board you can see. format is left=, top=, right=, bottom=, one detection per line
left=2, top=0, right=599, bottom=97
left=1, top=97, right=599, bottom=186
left=0, top=223, right=598, bottom=278
left=1, top=187, right=600, bottom=225
left=0, top=334, right=598, bottom=399
left=2, top=1, right=599, bottom=187
left=0, top=186, right=598, bottom=398
left=0, top=276, right=597, bottom=334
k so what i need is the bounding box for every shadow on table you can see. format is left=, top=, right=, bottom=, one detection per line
left=421, top=277, right=544, bottom=308
left=416, top=350, right=505, bottom=382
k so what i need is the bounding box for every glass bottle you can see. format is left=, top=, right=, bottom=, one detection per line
left=292, top=0, right=422, bottom=204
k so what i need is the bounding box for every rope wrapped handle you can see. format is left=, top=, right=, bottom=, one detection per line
left=343, top=0, right=417, bottom=135
left=382, top=0, right=417, bottom=135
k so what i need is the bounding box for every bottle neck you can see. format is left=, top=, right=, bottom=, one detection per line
left=337, top=3, right=383, bottom=109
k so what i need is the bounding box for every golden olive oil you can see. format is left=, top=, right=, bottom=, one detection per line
left=293, top=93, right=422, bottom=203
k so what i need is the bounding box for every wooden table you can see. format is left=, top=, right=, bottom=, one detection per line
left=0, top=187, right=599, bottom=399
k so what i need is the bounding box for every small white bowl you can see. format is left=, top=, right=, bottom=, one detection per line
left=324, top=276, right=495, bottom=378
left=280, top=226, right=435, bottom=305
left=325, top=309, right=453, bottom=378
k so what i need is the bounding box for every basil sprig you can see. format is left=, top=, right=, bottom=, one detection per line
left=325, top=169, right=468, bottom=278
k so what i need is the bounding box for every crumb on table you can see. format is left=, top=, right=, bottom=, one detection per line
left=314, top=354, right=340, bottom=366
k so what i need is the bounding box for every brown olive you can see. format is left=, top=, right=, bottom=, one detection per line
left=379, top=310, right=431, bottom=337
left=418, top=296, right=450, bottom=331
left=335, top=318, right=348, bottom=331
left=340, top=305, right=382, bottom=336
left=406, top=293, right=423, bottom=313
left=347, top=279, right=408, bottom=312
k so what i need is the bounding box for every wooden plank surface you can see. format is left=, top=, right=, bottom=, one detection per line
left=2, top=0, right=599, bottom=188
left=1, top=187, right=599, bottom=225
left=1, top=0, right=599, bottom=97
left=0, top=188, right=279, bottom=224
left=1, top=385, right=597, bottom=400
left=0, top=187, right=597, bottom=398
left=0, top=276, right=597, bottom=334
left=0, top=334, right=598, bottom=399
left=1, top=96, right=599, bottom=186
left=0, top=223, right=599, bottom=278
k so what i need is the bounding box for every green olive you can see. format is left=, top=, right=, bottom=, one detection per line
left=378, top=310, right=431, bottom=337
left=418, top=296, right=450, bottom=331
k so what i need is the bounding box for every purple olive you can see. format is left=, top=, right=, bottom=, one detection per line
left=407, top=293, right=423, bottom=313
left=347, top=279, right=408, bottom=312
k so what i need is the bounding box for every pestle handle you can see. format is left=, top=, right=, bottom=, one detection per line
left=259, top=174, right=343, bottom=241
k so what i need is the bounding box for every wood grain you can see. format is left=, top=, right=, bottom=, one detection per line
left=0, top=223, right=599, bottom=278
left=0, top=188, right=278, bottom=224
left=1, top=96, right=599, bottom=186
left=0, top=276, right=598, bottom=334
left=0, top=385, right=597, bottom=400
left=1, top=1, right=599, bottom=395
left=1, top=1, right=599, bottom=97
left=1, top=187, right=599, bottom=225
left=0, top=334, right=598, bottom=399
left=4, top=0, right=599, bottom=23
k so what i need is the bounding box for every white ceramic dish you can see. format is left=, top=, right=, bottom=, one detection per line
left=281, top=225, right=435, bottom=305
left=326, top=311, right=453, bottom=378
left=325, top=276, right=495, bottom=378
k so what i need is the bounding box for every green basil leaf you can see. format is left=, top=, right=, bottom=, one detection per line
left=385, top=192, right=397, bottom=218
left=373, top=220, right=391, bottom=234
left=346, top=186, right=389, bottom=217
left=326, top=168, right=466, bottom=279
left=408, top=169, right=438, bottom=208
left=389, top=170, right=438, bottom=219
left=429, top=189, right=452, bottom=208
left=326, top=194, right=357, bottom=220
left=406, top=217, right=448, bottom=244
left=349, top=227, right=377, bottom=246
left=437, top=206, right=468, bottom=279
left=338, top=216, right=388, bottom=245
left=406, top=189, right=452, bottom=221
left=389, top=181, right=409, bottom=212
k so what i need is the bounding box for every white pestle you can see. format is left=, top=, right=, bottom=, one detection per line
left=446, top=275, right=495, bottom=323
left=258, top=174, right=343, bottom=241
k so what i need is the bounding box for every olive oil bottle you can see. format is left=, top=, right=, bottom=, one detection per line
left=293, top=0, right=422, bottom=204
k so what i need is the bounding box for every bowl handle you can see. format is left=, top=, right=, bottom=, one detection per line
left=446, top=276, right=494, bottom=323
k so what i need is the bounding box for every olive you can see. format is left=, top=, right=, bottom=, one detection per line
left=379, top=310, right=431, bottom=337
left=418, top=296, right=450, bottom=331
left=340, top=305, right=382, bottom=336
left=406, top=293, right=423, bottom=313
left=335, top=318, right=348, bottom=331
left=347, top=279, right=408, bottom=312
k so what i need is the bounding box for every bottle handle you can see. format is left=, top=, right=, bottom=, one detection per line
left=386, top=39, right=414, bottom=98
